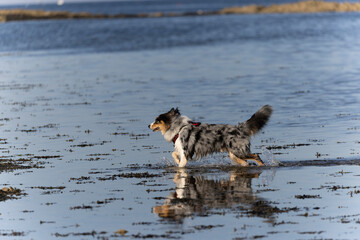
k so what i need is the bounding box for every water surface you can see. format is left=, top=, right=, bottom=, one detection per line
left=0, top=1, right=360, bottom=239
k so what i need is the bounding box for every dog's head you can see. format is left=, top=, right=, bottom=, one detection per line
left=148, top=108, right=180, bottom=135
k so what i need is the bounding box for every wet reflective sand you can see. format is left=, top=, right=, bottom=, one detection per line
left=0, top=40, right=359, bottom=238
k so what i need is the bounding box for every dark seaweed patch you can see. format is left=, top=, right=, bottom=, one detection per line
left=69, top=204, right=94, bottom=210
left=295, top=194, right=321, bottom=199
left=69, top=176, right=95, bottom=184
left=53, top=231, right=107, bottom=237
left=33, top=155, right=62, bottom=159
left=0, top=187, right=25, bottom=201
left=111, top=132, right=129, bottom=135
left=131, top=233, right=180, bottom=239
left=130, top=133, right=150, bottom=140
left=0, top=231, right=26, bottom=237
left=97, top=172, right=162, bottom=181
left=70, top=140, right=110, bottom=148
left=0, top=157, right=45, bottom=172
left=246, top=201, right=299, bottom=218
left=266, top=143, right=311, bottom=150
left=31, top=186, right=65, bottom=190
left=193, top=224, right=224, bottom=230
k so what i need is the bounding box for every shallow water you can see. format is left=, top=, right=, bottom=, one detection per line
left=2, top=162, right=360, bottom=239
left=2, top=44, right=359, bottom=163
left=0, top=42, right=359, bottom=238
left=2, top=0, right=355, bottom=14
left=1, top=1, right=360, bottom=238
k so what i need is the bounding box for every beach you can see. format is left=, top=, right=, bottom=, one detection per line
left=2, top=1, right=360, bottom=22
left=0, top=0, right=360, bottom=238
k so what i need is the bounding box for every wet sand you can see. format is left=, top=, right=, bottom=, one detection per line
left=0, top=40, right=359, bottom=238
left=219, top=0, right=360, bottom=14
left=1, top=161, right=360, bottom=238
left=2, top=1, right=360, bottom=22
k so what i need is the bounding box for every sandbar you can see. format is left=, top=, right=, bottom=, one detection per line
left=1, top=1, right=360, bottom=22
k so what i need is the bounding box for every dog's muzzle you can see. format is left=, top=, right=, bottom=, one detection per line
left=148, top=124, right=159, bottom=132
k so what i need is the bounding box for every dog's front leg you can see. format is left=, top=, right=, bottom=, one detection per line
left=172, top=152, right=181, bottom=165
left=174, top=140, right=188, bottom=167
left=178, top=154, right=188, bottom=168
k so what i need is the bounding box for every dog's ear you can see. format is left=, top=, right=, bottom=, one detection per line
left=169, top=107, right=180, bottom=116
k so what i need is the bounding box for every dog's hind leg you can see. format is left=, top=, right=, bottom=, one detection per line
left=172, top=152, right=181, bottom=165
left=229, top=152, right=249, bottom=166
left=246, top=153, right=264, bottom=166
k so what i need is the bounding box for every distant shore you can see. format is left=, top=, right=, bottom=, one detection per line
left=1, top=0, right=360, bottom=22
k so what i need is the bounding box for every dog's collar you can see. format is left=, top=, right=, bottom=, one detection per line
left=172, top=121, right=201, bottom=144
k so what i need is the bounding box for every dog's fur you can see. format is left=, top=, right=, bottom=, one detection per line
left=148, top=105, right=273, bottom=167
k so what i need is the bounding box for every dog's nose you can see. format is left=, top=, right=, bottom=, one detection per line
left=148, top=125, right=150, bottom=129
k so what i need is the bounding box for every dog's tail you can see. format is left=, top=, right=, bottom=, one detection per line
left=243, top=105, right=273, bottom=135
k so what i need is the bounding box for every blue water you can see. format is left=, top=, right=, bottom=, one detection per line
left=0, top=0, right=339, bottom=14
left=2, top=0, right=360, bottom=14
left=0, top=0, right=359, bottom=163
left=0, top=0, right=360, bottom=54
left=0, top=1, right=360, bottom=239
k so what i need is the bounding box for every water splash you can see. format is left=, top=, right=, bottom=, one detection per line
left=260, top=166, right=278, bottom=186
left=159, top=154, right=232, bottom=168
left=261, top=147, right=280, bottom=167
left=160, top=156, right=176, bottom=167
left=199, top=155, right=232, bottom=167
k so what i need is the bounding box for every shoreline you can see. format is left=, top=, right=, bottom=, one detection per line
left=1, top=0, right=360, bottom=22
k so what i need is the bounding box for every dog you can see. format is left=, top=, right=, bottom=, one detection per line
left=148, top=105, right=272, bottom=167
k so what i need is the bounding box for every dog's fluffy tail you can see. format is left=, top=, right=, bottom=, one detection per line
left=244, top=105, right=273, bottom=135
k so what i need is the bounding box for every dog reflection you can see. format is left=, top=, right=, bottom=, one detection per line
left=153, top=169, right=273, bottom=221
